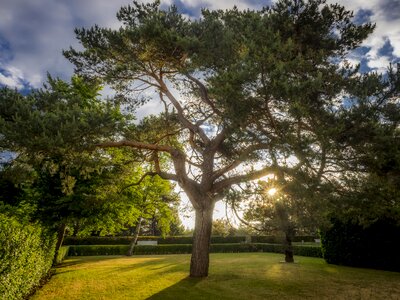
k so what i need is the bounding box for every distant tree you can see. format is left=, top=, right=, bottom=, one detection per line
left=120, top=170, right=179, bottom=256
left=167, top=204, right=186, bottom=236
left=64, top=0, right=391, bottom=277
left=229, top=176, right=325, bottom=262
left=212, top=218, right=236, bottom=237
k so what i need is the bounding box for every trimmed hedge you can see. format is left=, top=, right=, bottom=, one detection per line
left=68, top=245, right=130, bottom=256
left=210, top=243, right=322, bottom=257
left=251, top=235, right=317, bottom=243
left=211, top=236, right=245, bottom=244
left=0, top=214, right=56, bottom=300
left=64, top=236, right=134, bottom=245
left=68, top=243, right=322, bottom=257
left=68, top=244, right=191, bottom=256
left=321, top=218, right=400, bottom=271
left=64, top=236, right=194, bottom=245
left=54, top=246, right=70, bottom=265
left=250, top=236, right=284, bottom=244
left=63, top=235, right=317, bottom=245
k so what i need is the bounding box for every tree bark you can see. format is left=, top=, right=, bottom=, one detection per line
left=190, top=205, right=214, bottom=277
left=127, top=217, right=142, bottom=256
left=53, top=223, right=67, bottom=265
left=284, top=231, right=294, bottom=263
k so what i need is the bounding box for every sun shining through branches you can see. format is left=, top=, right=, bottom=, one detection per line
left=267, top=187, right=278, bottom=197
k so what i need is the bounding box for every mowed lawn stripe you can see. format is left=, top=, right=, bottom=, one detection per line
left=32, top=253, right=400, bottom=300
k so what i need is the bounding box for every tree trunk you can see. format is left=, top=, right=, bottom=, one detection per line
left=284, top=231, right=294, bottom=263
left=53, top=223, right=67, bottom=265
left=151, top=216, right=157, bottom=236
left=127, top=217, right=142, bottom=256
left=72, top=222, right=80, bottom=237
left=190, top=206, right=214, bottom=277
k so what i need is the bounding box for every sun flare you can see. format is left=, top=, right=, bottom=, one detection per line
left=267, top=188, right=277, bottom=196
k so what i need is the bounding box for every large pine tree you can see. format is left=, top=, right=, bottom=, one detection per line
left=63, top=0, right=392, bottom=277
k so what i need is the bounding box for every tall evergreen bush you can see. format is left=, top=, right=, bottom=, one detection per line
left=321, top=218, right=400, bottom=271
left=0, top=214, right=56, bottom=300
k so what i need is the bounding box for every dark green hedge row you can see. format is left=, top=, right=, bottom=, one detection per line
left=64, top=236, right=245, bottom=245
left=68, top=243, right=322, bottom=257
left=64, top=235, right=317, bottom=245
left=251, top=235, right=317, bottom=243
left=0, top=214, right=56, bottom=300
left=68, top=244, right=192, bottom=256
left=209, top=243, right=322, bottom=257
left=54, top=246, right=70, bottom=265
left=321, top=218, right=400, bottom=271
left=64, top=236, right=192, bottom=245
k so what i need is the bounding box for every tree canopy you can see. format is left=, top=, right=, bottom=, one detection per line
left=0, top=76, right=180, bottom=262
left=59, top=0, right=397, bottom=277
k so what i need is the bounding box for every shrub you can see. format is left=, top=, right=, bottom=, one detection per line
left=0, top=214, right=56, bottom=300
left=68, top=243, right=322, bottom=257
left=321, top=218, right=400, bottom=271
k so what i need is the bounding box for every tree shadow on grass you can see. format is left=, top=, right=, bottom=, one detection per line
left=115, top=258, right=181, bottom=273
left=146, top=277, right=207, bottom=300
left=56, top=255, right=125, bottom=268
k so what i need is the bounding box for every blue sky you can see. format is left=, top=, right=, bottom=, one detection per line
left=0, top=0, right=399, bottom=92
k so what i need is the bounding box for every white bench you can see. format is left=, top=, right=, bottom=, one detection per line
left=137, top=240, right=158, bottom=246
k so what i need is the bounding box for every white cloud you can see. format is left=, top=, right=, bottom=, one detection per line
left=332, top=0, right=400, bottom=70
left=0, top=65, right=25, bottom=89
left=367, top=55, right=391, bottom=72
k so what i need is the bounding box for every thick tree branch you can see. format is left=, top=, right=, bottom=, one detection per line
left=155, top=78, right=210, bottom=144
left=212, top=166, right=279, bottom=193
left=209, top=127, right=228, bottom=154
left=152, top=151, right=179, bottom=181
left=185, top=73, right=221, bottom=115
left=211, top=143, right=270, bottom=181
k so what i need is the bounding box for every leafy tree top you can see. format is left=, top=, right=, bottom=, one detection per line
left=63, top=0, right=385, bottom=208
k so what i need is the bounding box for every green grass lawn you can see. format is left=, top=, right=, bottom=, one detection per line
left=32, top=253, right=400, bottom=300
